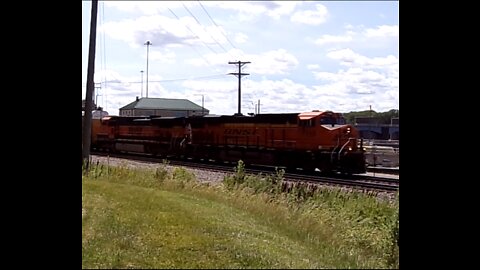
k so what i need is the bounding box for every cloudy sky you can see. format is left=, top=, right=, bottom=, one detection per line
left=82, top=1, right=398, bottom=116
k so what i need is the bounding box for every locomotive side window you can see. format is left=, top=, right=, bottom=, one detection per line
left=300, top=119, right=315, bottom=127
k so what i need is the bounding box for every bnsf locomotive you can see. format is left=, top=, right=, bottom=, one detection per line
left=91, top=110, right=366, bottom=174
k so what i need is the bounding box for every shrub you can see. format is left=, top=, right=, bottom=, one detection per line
left=154, top=160, right=171, bottom=183
left=223, top=160, right=246, bottom=188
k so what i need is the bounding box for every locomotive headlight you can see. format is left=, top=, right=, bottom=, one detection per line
left=346, top=127, right=351, bottom=134
left=348, top=147, right=352, bottom=151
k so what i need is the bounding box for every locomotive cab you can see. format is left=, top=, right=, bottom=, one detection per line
left=298, top=110, right=366, bottom=174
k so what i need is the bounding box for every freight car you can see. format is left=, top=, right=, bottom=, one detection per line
left=91, top=110, right=366, bottom=174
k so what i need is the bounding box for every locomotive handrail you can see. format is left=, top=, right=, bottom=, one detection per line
left=180, top=137, right=186, bottom=148
left=338, top=138, right=353, bottom=160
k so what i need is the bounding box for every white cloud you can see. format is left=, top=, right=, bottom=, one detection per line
left=181, top=79, right=239, bottom=114
left=90, top=62, right=397, bottom=116
left=266, top=1, right=300, bottom=19
left=315, top=34, right=353, bottom=46
left=156, top=1, right=298, bottom=23
left=100, top=14, right=233, bottom=50
left=209, top=2, right=269, bottom=15
left=364, top=25, right=399, bottom=38
left=291, top=4, right=328, bottom=25
left=186, top=49, right=241, bottom=68
left=326, top=48, right=359, bottom=63
left=178, top=77, right=355, bottom=115
left=326, top=49, right=399, bottom=74
left=238, top=79, right=313, bottom=113
left=90, top=70, right=122, bottom=85
left=105, top=1, right=197, bottom=15
left=214, top=1, right=299, bottom=17
left=312, top=71, right=338, bottom=82
left=149, top=49, right=176, bottom=64
left=89, top=50, right=397, bottom=116
left=105, top=1, right=300, bottom=24
left=85, top=2, right=399, bottom=115
left=100, top=16, right=191, bottom=48
left=311, top=24, right=398, bottom=50
left=248, top=49, right=299, bottom=75
left=187, top=48, right=298, bottom=75
left=310, top=49, right=398, bottom=109
left=234, top=33, right=248, bottom=44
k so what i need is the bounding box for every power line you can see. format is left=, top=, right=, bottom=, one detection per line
left=82, top=74, right=226, bottom=87
left=145, top=74, right=226, bottom=83
left=89, top=74, right=227, bottom=86
left=167, top=7, right=221, bottom=73
left=197, top=1, right=238, bottom=51
left=168, top=7, right=219, bottom=56
left=181, top=2, right=232, bottom=58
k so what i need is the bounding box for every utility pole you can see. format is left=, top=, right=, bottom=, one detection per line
left=257, top=99, right=261, bottom=114
left=82, top=0, right=98, bottom=169
left=228, top=61, right=250, bottom=115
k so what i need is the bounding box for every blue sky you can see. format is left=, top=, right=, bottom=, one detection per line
left=82, top=1, right=398, bottom=116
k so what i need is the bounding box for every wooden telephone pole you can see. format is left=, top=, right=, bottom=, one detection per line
left=228, top=61, right=250, bottom=115
left=82, top=0, right=98, bottom=169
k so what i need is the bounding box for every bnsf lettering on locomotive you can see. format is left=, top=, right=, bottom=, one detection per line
left=224, top=129, right=256, bottom=136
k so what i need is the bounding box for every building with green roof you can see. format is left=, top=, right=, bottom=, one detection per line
left=119, top=97, right=209, bottom=117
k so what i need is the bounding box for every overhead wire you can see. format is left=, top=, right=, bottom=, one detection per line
left=197, top=1, right=238, bottom=51
left=85, top=4, right=243, bottom=96
left=167, top=7, right=221, bottom=73
left=97, top=74, right=227, bottom=85
left=181, top=1, right=233, bottom=59
left=168, top=7, right=219, bottom=56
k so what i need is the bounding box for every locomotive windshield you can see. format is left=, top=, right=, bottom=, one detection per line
left=319, top=115, right=345, bottom=125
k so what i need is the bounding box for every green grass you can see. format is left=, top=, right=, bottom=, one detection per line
left=82, top=162, right=399, bottom=269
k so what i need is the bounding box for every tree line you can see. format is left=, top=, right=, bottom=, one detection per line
left=342, top=109, right=399, bottom=125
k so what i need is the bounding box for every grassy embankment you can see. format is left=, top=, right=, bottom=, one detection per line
left=82, top=160, right=399, bottom=269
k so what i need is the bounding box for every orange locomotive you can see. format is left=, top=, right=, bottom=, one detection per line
left=91, top=110, right=366, bottom=174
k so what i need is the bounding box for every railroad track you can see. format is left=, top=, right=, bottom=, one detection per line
left=91, top=151, right=399, bottom=193
left=367, top=166, right=399, bottom=175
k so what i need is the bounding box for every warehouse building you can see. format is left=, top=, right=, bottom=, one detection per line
left=119, top=97, right=209, bottom=117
